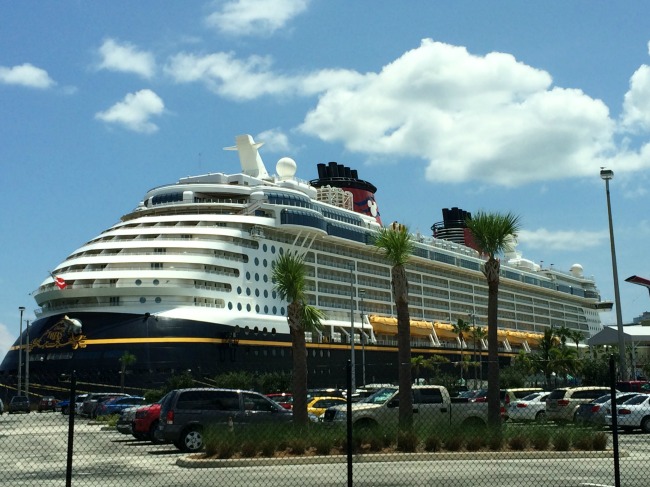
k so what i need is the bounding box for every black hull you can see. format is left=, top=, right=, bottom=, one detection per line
left=0, top=311, right=505, bottom=399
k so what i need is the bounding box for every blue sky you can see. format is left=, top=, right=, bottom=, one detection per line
left=2, top=1, right=650, bottom=361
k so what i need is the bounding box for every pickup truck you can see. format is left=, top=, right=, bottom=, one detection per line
left=321, top=385, right=489, bottom=431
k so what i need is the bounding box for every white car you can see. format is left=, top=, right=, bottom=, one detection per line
left=506, top=392, right=549, bottom=423
left=606, top=393, right=650, bottom=432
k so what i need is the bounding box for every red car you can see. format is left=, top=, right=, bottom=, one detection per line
left=38, top=396, right=58, bottom=412
left=266, top=393, right=293, bottom=410
left=133, top=402, right=164, bottom=443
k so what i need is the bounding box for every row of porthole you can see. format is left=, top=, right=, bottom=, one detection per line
left=237, top=286, right=276, bottom=299
left=136, top=279, right=160, bottom=286
left=243, top=273, right=270, bottom=283
left=228, top=302, right=285, bottom=315
left=246, top=348, right=331, bottom=358
left=139, top=297, right=162, bottom=303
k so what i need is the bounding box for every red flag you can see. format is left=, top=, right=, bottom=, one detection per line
left=52, top=274, right=67, bottom=289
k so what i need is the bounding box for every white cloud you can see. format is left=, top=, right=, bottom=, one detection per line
left=95, top=89, right=164, bottom=133
left=0, top=322, right=15, bottom=364
left=256, top=128, right=293, bottom=153
left=620, top=64, right=650, bottom=133
left=300, top=39, right=619, bottom=187
left=96, top=39, right=156, bottom=79
left=205, top=0, right=310, bottom=36
left=165, top=51, right=362, bottom=100
left=518, top=228, right=608, bottom=251
left=0, top=63, right=55, bottom=89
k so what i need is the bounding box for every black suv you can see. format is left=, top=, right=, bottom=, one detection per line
left=158, top=388, right=292, bottom=452
left=9, top=395, right=30, bottom=414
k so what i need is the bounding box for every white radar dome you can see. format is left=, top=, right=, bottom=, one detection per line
left=276, top=157, right=297, bottom=180
left=569, top=264, right=584, bottom=278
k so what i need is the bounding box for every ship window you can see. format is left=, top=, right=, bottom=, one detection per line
left=140, top=297, right=146, bottom=303
left=280, top=307, right=285, bottom=315
left=109, top=297, right=120, bottom=306
left=273, top=306, right=277, bottom=314
left=255, top=289, right=260, bottom=297
left=135, top=279, right=142, bottom=286
left=237, top=286, right=242, bottom=295
left=264, top=290, right=268, bottom=298
left=263, top=259, right=268, bottom=267
left=264, top=305, right=268, bottom=313
left=255, top=273, right=259, bottom=281
left=228, top=302, right=233, bottom=310
left=255, top=304, right=260, bottom=313
left=263, top=244, right=268, bottom=252
left=246, top=272, right=251, bottom=280
left=246, top=288, right=251, bottom=296
left=254, top=257, right=259, bottom=266
left=151, top=263, right=163, bottom=270
left=153, top=279, right=159, bottom=285
left=271, top=246, right=276, bottom=254
left=263, top=275, right=268, bottom=283
left=237, top=303, right=242, bottom=311
left=155, top=297, right=161, bottom=303
left=246, top=304, right=251, bottom=312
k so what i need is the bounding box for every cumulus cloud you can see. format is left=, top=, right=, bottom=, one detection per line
left=0, top=322, right=15, bottom=364
left=517, top=228, right=608, bottom=251
left=0, top=63, right=55, bottom=89
left=96, top=39, right=156, bottom=79
left=205, top=0, right=310, bottom=36
left=95, top=89, right=164, bottom=133
left=620, top=63, right=650, bottom=133
left=256, top=128, right=293, bottom=153
left=164, top=51, right=361, bottom=100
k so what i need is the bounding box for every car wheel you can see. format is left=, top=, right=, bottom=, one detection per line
left=641, top=417, right=650, bottom=434
left=535, top=411, right=546, bottom=423
left=180, top=428, right=203, bottom=452
left=61, top=407, right=69, bottom=415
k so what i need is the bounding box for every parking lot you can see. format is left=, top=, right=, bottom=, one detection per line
left=2, top=411, right=650, bottom=486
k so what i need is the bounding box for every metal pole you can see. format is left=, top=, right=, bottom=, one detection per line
left=360, top=290, right=366, bottom=387
left=18, top=307, right=25, bottom=396
left=609, top=354, right=621, bottom=487
left=349, top=265, right=356, bottom=394
left=346, top=359, right=353, bottom=487
left=25, top=320, right=30, bottom=397
left=65, top=369, right=76, bottom=487
left=601, top=169, right=627, bottom=380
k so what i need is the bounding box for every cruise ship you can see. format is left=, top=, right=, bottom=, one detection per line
left=0, top=135, right=608, bottom=392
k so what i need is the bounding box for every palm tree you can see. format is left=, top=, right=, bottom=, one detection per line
left=411, top=355, right=429, bottom=384
left=555, top=325, right=572, bottom=348
left=374, top=222, right=415, bottom=431
left=531, top=327, right=558, bottom=390
left=452, top=318, right=471, bottom=385
left=272, top=251, right=324, bottom=426
left=119, top=351, right=137, bottom=393
left=465, top=210, right=521, bottom=428
left=469, top=325, right=487, bottom=388
left=569, top=329, right=585, bottom=358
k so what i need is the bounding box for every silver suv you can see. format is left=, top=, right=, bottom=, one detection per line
left=158, top=388, right=292, bottom=452
left=546, top=386, right=613, bottom=423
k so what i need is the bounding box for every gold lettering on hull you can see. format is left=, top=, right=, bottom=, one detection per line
left=29, top=319, right=87, bottom=351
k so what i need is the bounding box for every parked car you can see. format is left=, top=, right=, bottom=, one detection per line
left=116, top=405, right=142, bottom=436
left=575, top=392, right=641, bottom=426
left=96, top=396, right=147, bottom=417
left=8, top=395, right=30, bottom=414
left=37, top=396, right=58, bottom=412
left=133, top=400, right=171, bottom=443
left=506, top=392, right=549, bottom=423
left=307, top=396, right=347, bottom=418
left=81, top=393, right=131, bottom=418
left=58, top=394, right=88, bottom=415
left=158, top=388, right=293, bottom=452
left=546, top=386, right=613, bottom=423
left=606, top=393, right=650, bottom=432
left=266, top=393, right=293, bottom=410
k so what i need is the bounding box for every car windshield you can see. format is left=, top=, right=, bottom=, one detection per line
left=520, top=393, right=541, bottom=401
left=361, top=387, right=397, bottom=404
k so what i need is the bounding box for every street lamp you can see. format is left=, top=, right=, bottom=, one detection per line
left=349, top=265, right=356, bottom=394
left=18, top=306, right=25, bottom=396
left=600, top=168, right=627, bottom=380
left=25, top=320, right=30, bottom=397
left=359, top=289, right=366, bottom=387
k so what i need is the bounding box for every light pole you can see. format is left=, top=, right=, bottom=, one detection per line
left=25, top=320, right=30, bottom=397
left=360, top=289, right=366, bottom=387
left=600, top=168, right=627, bottom=380
left=17, top=306, right=25, bottom=396
left=349, top=265, right=356, bottom=394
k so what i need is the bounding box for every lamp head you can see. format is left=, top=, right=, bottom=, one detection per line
left=19, top=306, right=25, bottom=311
left=600, top=168, right=614, bottom=180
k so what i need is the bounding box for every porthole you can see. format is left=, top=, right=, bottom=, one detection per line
left=139, top=297, right=146, bottom=303
left=246, top=304, right=251, bottom=312
left=254, top=257, right=259, bottom=266
left=255, top=273, right=259, bottom=281
left=155, top=297, right=161, bottom=303
left=153, top=279, right=159, bottom=286
left=255, top=289, right=260, bottom=297
left=273, top=306, right=277, bottom=314
left=271, top=328, right=276, bottom=335
left=264, top=305, right=268, bottom=313
left=228, top=302, right=233, bottom=310
left=263, top=275, right=268, bottom=283
left=264, top=290, right=268, bottom=298
left=280, top=307, right=285, bottom=315
left=255, top=304, right=260, bottom=313
left=272, top=291, right=277, bottom=299
left=246, top=288, right=251, bottom=296
left=237, top=303, right=242, bottom=311
left=254, top=326, right=259, bottom=333
left=246, top=271, right=251, bottom=280
left=237, top=286, right=242, bottom=295
left=263, top=259, right=268, bottom=267
left=271, top=245, right=276, bottom=254
left=279, top=248, right=284, bottom=255
left=263, top=244, right=267, bottom=252
left=135, top=279, right=142, bottom=286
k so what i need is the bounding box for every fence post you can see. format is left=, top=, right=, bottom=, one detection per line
left=346, top=359, right=353, bottom=487
left=65, top=370, right=76, bottom=487
left=609, top=354, right=620, bottom=487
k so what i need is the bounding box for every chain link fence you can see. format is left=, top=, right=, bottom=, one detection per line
left=1, top=359, right=648, bottom=487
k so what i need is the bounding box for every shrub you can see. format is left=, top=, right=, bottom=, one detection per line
left=287, top=437, right=307, bottom=455
left=465, top=435, right=484, bottom=452
left=424, top=434, right=442, bottom=452
left=592, top=431, right=608, bottom=451
left=553, top=431, right=571, bottom=451
left=530, top=429, right=551, bottom=451
left=573, top=433, right=593, bottom=451
left=507, top=434, right=528, bottom=451
left=260, top=439, right=276, bottom=457
left=487, top=431, right=503, bottom=451
left=443, top=435, right=463, bottom=452
left=240, top=441, right=258, bottom=458
left=396, top=430, right=419, bottom=452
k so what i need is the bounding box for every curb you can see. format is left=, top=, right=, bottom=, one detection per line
left=176, top=449, right=626, bottom=469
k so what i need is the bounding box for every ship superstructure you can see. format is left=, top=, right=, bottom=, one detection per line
left=1, top=135, right=607, bottom=390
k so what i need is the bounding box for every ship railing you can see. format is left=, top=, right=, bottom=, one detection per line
left=34, top=299, right=227, bottom=316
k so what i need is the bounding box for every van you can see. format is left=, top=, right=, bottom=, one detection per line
left=158, top=388, right=292, bottom=452
left=545, top=386, right=613, bottom=423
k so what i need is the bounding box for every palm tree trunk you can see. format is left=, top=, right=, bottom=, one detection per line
left=484, top=258, right=501, bottom=429
left=288, top=303, right=309, bottom=426
left=394, top=266, right=413, bottom=432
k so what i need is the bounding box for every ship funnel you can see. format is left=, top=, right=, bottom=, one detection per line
left=224, top=134, right=270, bottom=179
